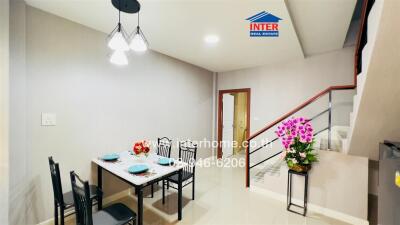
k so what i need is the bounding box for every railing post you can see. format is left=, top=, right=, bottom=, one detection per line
left=328, top=91, right=332, bottom=150
left=246, top=141, right=250, bottom=187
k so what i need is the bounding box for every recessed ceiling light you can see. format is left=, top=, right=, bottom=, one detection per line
left=204, top=35, right=220, bottom=44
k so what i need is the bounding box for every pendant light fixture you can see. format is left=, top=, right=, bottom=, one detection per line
left=107, top=0, right=129, bottom=52
left=108, top=0, right=146, bottom=65
left=110, top=50, right=128, bottom=65
left=130, top=11, right=149, bottom=52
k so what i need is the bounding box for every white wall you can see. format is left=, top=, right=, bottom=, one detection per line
left=218, top=47, right=355, bottom=133
left=218, top=47, right=355, bottom=160
left=259, top=150, right=368, bottom=221
left=9, top=1, right=29, bottom=224
left=218, top=46, right=368, bottom=221
left=10, top=6, right=214, bottom=224
left=0, top=0, right=10, bottom=224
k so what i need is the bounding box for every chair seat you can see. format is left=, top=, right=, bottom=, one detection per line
left=93, top=203, right=136, bottom=225
left=63, top=185, right=98, bottom=208
left=167, top=171, right=193, bottom=183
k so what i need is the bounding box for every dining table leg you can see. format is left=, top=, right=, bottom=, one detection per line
left=178, top=169, right=183, bottom=220
left=136, top=186, right=144, bottom=225
left=97, top=165, right=103, bottom=210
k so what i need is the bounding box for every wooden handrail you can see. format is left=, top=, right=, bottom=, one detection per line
left=354, top=0, right=370, bottom=84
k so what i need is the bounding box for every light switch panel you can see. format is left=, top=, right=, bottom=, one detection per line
left=41, top=113, right=56, bottom=126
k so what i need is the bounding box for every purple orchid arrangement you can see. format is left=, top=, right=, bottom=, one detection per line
left=275, top=117, right=317, bottom=170
left=276, top=117, right=313, bottom=148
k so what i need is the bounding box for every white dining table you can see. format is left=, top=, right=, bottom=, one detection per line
left=92, top=151, right=187, bottom=225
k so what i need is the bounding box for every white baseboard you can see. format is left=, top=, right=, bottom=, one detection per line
left=37, top=189, right=130, bottom=225
left=250, top=186, right=369, bottom=225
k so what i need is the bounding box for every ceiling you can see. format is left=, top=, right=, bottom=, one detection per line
left=287, top=0, right=357, bottom=56
left=24, top=0, right=356, bottom=72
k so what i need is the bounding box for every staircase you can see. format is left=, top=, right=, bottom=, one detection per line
left=315, top=125, right=349, bottom=151
left=344, top=0, right=382, bottom=154
left=246, top=0, right=379, bottom=188
left=244, top=1, right=384, bottom=222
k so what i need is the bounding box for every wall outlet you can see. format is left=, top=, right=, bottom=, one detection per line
left=41, top=113, right=56, bottom=126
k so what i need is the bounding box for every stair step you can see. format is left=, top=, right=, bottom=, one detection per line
left=313, top=126, right=350, bottom=151
left=346, top=1, right=384, bottom=156
left=356, top=72, right=365, bottom=94
left=251, top=160, right=284, bottom=183
left=353, top=94, right=360, bottom=108
left=343, top=123, right=354, bottom=153
left=361, top=43, right=372, bottom=73
left=341, top=138, right=349, bottom=153
left=317, top=138, right=343, bottom=151
left=367, top=0, right=382, bottom=44
left=350, top=111, right=355, bottom=127
left=351, top=92, right=362, bottom=130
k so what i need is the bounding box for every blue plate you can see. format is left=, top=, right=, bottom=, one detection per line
left=158, top=157, right=174, bottom=166
left=102, top=153, right=119, bottom=161
left=128, top=164, right=149, bottom=174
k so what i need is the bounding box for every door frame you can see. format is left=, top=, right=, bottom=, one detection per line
left=217, top=88, right=251, bottom=159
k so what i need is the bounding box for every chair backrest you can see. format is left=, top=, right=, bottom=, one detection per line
left=70, top=171, right=93, bottom=225
left=179, top=141, right=198, bottom=174
left=48, top=157, right=64, bottom=205
left=157, top=137, right=172, bottom=158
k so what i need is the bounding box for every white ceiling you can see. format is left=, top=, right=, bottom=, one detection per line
left=287, top=0, right=357, bottom=56
left=25, top=0, right=356, bottom=72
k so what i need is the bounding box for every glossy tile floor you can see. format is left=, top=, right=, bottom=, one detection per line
left=68, top=156, right=350, bottom=225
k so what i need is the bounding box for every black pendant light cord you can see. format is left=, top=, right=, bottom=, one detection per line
left=136, top=10, right=148, bottom=45
left=118, top=0, right=121, bottom=31
left=137, top=11, right=140, bottom=29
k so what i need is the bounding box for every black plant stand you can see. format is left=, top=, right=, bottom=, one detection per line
left=287, top=169, right=309, bottom=216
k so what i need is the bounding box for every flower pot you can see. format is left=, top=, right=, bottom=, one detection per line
left=289, top=164, right=311, bottom=173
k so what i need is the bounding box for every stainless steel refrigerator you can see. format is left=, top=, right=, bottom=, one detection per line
left=378, top=141, right=400, bottom=225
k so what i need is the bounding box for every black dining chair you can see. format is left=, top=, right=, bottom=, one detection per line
left=70, top=171, right=136, bottom=225
left=162, top=140, right=197, bottom=203
left=148, top=137, right=173, bottom=198
left=157, top=137, right=173, bottom=158
left=48, top=157, right=100, bottom=225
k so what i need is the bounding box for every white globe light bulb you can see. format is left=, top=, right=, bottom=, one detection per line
left=110, top=50, right=128, bottom=66
left=130, top=33, right=148, bottom=52
left=108, top=31, right=129, bottom=51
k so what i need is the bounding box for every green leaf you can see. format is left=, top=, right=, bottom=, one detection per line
left=306, top=154, right=318, bottom=162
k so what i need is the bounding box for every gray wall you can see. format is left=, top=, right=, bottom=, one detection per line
left=0, top=0, right=10, bottom=224
left=11, top=6, right=214, bottom=224
left=9, top=1, right=29, bottom=224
